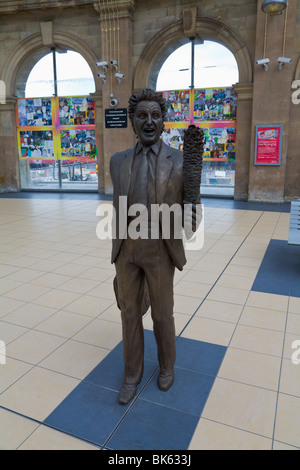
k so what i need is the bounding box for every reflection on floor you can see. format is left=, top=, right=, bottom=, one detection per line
left=0, top=194, right=299, bottom=450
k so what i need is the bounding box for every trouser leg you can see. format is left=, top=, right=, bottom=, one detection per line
left=115, top=240, right=145, bottom=385
left=115, top=237, right=176, bottom=383
left=140, top=239, right=176, bottom=375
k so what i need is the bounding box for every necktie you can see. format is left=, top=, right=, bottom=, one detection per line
left=147, top=147, right=157, bottom=208
left=131, top=146, right=149, bottom=208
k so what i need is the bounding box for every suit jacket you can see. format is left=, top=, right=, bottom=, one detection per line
left=110, top=140, right=188, bottom=271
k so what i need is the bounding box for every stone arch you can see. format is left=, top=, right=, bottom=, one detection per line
left=133, top=17, right=253, bottom=91
left=1, top=31, right=101, bottom=97
left=294, top=56, right=300, bottom=80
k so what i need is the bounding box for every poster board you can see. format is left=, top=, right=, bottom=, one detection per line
left=58, top=96, right=95, bottom=126
left=59, top=128, right=97, bottom=161
left=193, top=87, right=237, bottom=122
left=16, top=95, right=97, bottom=162
left=160, top=87, right=237, bottom=162
left=162, top=90, right=191, bottom=122
left=18, top=130, right=56, bottom=160
left=17, top=97, right=54, bottom=127
left=163, top=121, right=236, bottom=161
left=254, top=125, right=283, bottom=166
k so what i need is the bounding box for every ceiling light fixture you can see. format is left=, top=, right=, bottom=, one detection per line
left=261, top=0, right=288, bottom=16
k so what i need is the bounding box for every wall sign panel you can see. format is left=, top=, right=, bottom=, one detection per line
left=254, top=125, right=283, bottom=166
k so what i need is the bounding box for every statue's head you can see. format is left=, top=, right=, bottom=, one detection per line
left=128, top=89, right=167, bottom=146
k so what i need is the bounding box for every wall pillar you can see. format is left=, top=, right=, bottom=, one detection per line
left=95, top=0, right=136, bottom=195
left=90, top=90, right=104, bottom=192
left=248, top=0, right=297, bottom=202
left=0, top=96, right=19, bottom=193
left=233, top=82, right=253, bottom=201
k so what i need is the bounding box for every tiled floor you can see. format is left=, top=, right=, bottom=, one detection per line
left=0, top=193, right=299, bottom=450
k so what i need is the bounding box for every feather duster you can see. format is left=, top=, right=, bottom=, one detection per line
left=183, top=124, right=205, bottom=204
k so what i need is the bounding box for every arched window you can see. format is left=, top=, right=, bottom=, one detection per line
left=25, top=49, right=95, bottom=98
left=19, top=49, right=97, bottom=192
left=156, top=40, right=239, bottom=91
left=156, top=41, right=239, bottom=197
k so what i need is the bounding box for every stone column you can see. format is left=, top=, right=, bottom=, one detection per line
left=0, top=96, right=19, bottom=193
left=248, top=0, right=297, bottom=202
left=233, top=83, right=253, bottom=201
left=94, top=0, right=136, bottom=195
left=90, top=90, right=104, bottom=192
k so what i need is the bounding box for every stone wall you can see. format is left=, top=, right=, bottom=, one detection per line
left=0, top=0, right=299, bottom=200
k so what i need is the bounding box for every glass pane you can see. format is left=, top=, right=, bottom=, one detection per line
left=201, top=161, right=235, bottom=197
left=25, top=50, right=95, bottom=99
left=19, top=159, right=60, bottom=190
left=56, top=51, right=95, bottom=96
left=156, top=43, right=191, bottom=91
left=194, top=41, right=239, bottom=88
left=18, top=129, right=60, bottom=190
left=59, top=128, right=98, bottom=190
left=156, top=41, right=239, bottom=91
left=25, top=54, right=55, bottom=98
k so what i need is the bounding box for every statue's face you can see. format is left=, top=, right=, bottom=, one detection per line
left=133, top=100, right=163, bottom=146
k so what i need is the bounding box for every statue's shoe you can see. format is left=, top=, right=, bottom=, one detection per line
left=157, top=372, right=174, bottom=392
left=118, top=383, right=137, bottom=405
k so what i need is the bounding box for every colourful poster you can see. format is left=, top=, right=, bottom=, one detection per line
left=17, top=98, right=53, bottom=126
left=163, top=122, right=236, bottom=161
left=161, top=126, right=187, bottom=151
left=17, top=95, right=97, bottom=162
left=58, top=96, right=95, bottom=126
left=194, top=87, right=237, bottom=121
left=18, top=130, right=55, bottom=159
left=160, top=87, right=237, bottom=162
left=161, top=90, right=191, bottom=122
left=59, top=128, right=96, bottom=160
left=202, top=123, right=236, bottom=161
left=254, top=125, right=283, bottom=165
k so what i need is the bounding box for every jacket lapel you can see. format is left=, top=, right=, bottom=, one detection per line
left=156, top=142, right=174, bottom=205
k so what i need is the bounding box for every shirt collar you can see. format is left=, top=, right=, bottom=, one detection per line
left=136, top=139, right=162, bottom=156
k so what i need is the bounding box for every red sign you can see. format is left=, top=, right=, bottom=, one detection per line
left=254, top=125, right=283, bottom=165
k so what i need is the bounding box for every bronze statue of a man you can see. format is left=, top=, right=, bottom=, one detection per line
left=110, top=89, right=201, bottom=405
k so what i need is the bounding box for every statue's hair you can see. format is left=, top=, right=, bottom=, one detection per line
left=128, top=89, right=167, bottom=129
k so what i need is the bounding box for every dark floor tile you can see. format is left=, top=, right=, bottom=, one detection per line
left=140, top=367, right=215, bottom=417
left=44, top=381, right=128, bottom=447
left=85, top=346, right=157, bottom=391
left=106, top=399, right=199, bottom=450
left=252, top=239, right=300, bottom=298
left=175, top=336, right=227, bottom=376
